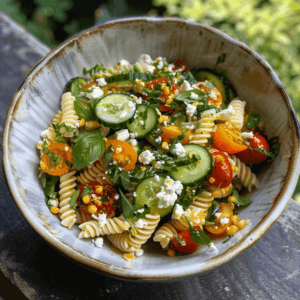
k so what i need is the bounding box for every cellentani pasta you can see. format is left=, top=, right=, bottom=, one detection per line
left=37, top=54, right=278, bottom=261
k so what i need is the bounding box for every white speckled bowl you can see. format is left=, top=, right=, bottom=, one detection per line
left=3, top=17, right=300, bottom=280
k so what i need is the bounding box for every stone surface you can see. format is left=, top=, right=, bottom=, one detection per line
left=1, top=11, right=300, bottom=300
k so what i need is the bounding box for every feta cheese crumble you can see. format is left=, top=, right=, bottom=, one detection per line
left=119, top=111, right=128, bottom=119
left=91, top=213, right=107, bottom=227
left=171, top=143, right=186, bottom=157
left=185, top=102, right=197, bottom=117
left=154, top=174, right=160, bottom=181
left=134, top=218, right=148, bottom=229
left=172, top=204, right=184, bottom=220
left=138, top=150, right=155, bottom=165
left=97, top=78, right=107, bottom=87
left=154, top=136, right=162, bottom=144
left=216, top=105, right=234, bottom=121
left=139, top=120, right=144, bottom=126
left=86, top=86, right=104, bottom=99
left=190, top=92, right=198, bottom=100
left=115, top=129, right=129, bottom=141
left=220, top=217, right=230, bottom=225
left=92, top=237, right=104, bottom=248
left=181, top=80, right=192, bottom=91
left=241, top=131, right=254, bottom=139
left=129, top=139, right=138, bottom=146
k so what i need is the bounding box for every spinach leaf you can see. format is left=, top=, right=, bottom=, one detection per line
left=72, top=130, right=106, bottom=170
left=118, top=188, right=136, bottom=233
left=184, top=216, right=211, bottom=246
left=74, top=100, right=96, bottom=121
left=232, top=189, right=252, bottom=206
left=70, top=189, right=81, bottom=211
left=245, top=112, right=260, bottom=130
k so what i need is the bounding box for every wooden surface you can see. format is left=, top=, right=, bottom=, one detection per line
left=1, top=11, right=300, bottom=300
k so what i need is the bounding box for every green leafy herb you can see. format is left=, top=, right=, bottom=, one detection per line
left=245, top=112, right=260, bottom=130
left=184, top=216, right=211, bottom=246
left=204, top=221, right=215, bottom=225
left=153, top=58, right=168, bottom=71
left=268, top=136, right=280, bottom=161
left=101, top=195, right=110, bottom=203
left=75, top=95, right=90, bottom=102
left=64, top=77, right=87, bottom=96
left=129, top=165, right=159, bottom=182
left=178, top=187, right=196, bottom=210
left=83, top=64, right=110, bottom=78
left=181, top=70, right=197, bottom=85
left=216, top=53, right=226, bottom=66
left=153, top=153, right=178, bottom=172
left=74, top=101, right=96, bottom=121
left=196, top=123, right=202, bottom=129
left=41, top=139, right=62, bottom=169
left=72, top=130, right=106, bottom=170
left=80, top=185, right=93, bottom=199
left=175, top=89, right=207, bottom=103
left=88, top=97, right=102, bottom=114
left=118, top=188, right=136, bottom=233
left=70, top=189, right=81, bottom=211
left=102, top=145, right=114, bottom=168
left=255, top=148, right=275, bottom=161
left=65, top=160, right=72, bottom=168
left=232, top=189, right=252, bottom=206
left=51, top=123, right=77, bottom=143
left=222, top=235, right=233, bottom=244
left=106, top=166, right=132, bottom=190
left=173, top=234, right=186, bottom=246
left=208, top=138, right=214, bottom=146
left=40, top=174, right=59, bottom=209
left=206, top=82, right=214, bottom=89
left=133, top=205, right=151, bottom=222
left=196, top=105, right=220, bottom=118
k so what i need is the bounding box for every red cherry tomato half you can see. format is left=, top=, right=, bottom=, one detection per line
left=208, top=151, right=233, bottom=189
left=171, top=226, right=201, bottom=254
left=236, top=133, right=270, bottom=165
left=172, top=60, right=188, bottom=74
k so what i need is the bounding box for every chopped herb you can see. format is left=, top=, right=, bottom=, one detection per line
left=80, top=185, right=93, bottom=199
left=245, top=112, right=260, bottom=130
left=232, top=189, right=252, bottom=206
left=118, top=188, right=136, bottom=234
left=184, top=216, right=211, bottom=246
left=51, top=123, right=76, bottom=143
left=173, top=234, right=186, bottom=246
left=222, top=235, right=233, bottom=244
left=74, top=100, right=96, bottom=121
left=65, top=160, right=72, bottom=168
left=102, top=145, right=114, bottom=168
left=83, top=64, right=111, bottom=78
left=101, top=195, right=110, bottom=203
left=216, top=53, right=226, bottom=66
left=70, top=189, right=81, bottom=211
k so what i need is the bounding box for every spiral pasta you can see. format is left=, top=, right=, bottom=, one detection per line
left=77, top=161, right=114, bottom=186
left=207, top=183, right=233, bottom=198
left=188, top=191, right=214, bottom=214
left=75, top=210, right=93, bottom=224
left=60, top=92, right=79, bottom=136
left=227, top=100, right=246, bottom=130
left=189, top=109, right=217, bottom=146
left=58, top=169, right=77, bottom=229
left=230, top=155, right=259, bottom=191
left=78, top=215, right=129, bottom=238
left=107, top=214, right=160, bottom=252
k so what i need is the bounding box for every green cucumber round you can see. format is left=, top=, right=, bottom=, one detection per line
left=95, top=93, right=136, bottom=129
left=168, top=144, right=212, bottom=185
left=126, top=104, right=159, bottom=138
left=133, top=176, right=173, bottom=217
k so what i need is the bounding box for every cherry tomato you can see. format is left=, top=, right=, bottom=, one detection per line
left=205, top=203, right=233, bottom=235
left=172, top=60, right=188, bottom=74
left=236, top=133, right=270, bottom=165
left=40, top=142, right=73, bottom=176
left=171, top=226, right=201, bottom=254
left=158, top=124, right=192, bottom=145
left=171, top=81, right=180, bottom=92
left=159, top=103, right=173, bottom=112
left=145, top=77, right=169, bottom=89
left=208, top=151, right=233, bottom=188
left=78, top=182, right=118, bottom=217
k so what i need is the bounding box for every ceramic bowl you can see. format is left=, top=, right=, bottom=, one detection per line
left=3, top=17, right=300, bottom=280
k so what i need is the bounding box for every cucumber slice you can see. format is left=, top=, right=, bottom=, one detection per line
left=105, top=73, right=154, bottom=85
left=168, top=144, right=212, bottom=185
left=95, top=93, right=136, bottom=129
left=126, top=104, right=159, bottom=138
left=134, top=176, right=172, bottom=217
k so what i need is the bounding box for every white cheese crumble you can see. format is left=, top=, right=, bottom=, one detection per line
left=241, top=131, right=254, bottom=139
left=220, top=217, right=230, bottom=225
left=156, top=60, right=164, bottom=70
left=92, top=237, right=104, bottom=248
left=136, top=208, right=144, bottom=214
left=208, top=242, right=217, bottom=251
left=185, top=125, right=195, bottom=130
left=209, top=90, right=217, bottom=100
left=139, top=120, right=144, bottom=125
left=49, top=199, right=58, bottom=207
left=154, top=174, right=160, bottom=181
left=97, top=78, right=107, bottom=87
left=138, top=150, right=155, bottom=165
left=129, top=139, right=138, bottom=146
left=135, top=249, right=144, bottom=257
left=40, top=129, right=49, bottom=139
left=155, top=161, right=163, bottom=170
left=216, top=105, right=234, bottom=121
left=172, top=204, right=184, bottom=220
left=154, top=136, right=162, bottom=144
left=134, top=218, right=148, bottom=229
left=133, top=192, right=137, bottom=197
left=181, top=80, right=192, bottom=91
left=128, top=101, right=135, bottom=108
left=138, top=54, right=153, bottom=65
left=136, top=97, right=143, bottom=104
left=190, top=92, right=198, bottom=100
left=171, top=143, right=186, bottom=157
left=92, top=213, right=107, bottom=227
left=156, top=176, right=183, bottom=208
left=130, top=132, right=138, bottom=139
left=215, top=212, right=222, bottom=219
left=114, top=194, right=120, bottom=200
left=119, top=111, right=128, bottom=119
left=115, top=129, right=129, bottom=141
left=185, top=102, right=197, bottom=117
left=86, top=86, right=104, bottom=99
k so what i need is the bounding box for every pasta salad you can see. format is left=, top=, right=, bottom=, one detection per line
left=37, top=54, right=278, bottom=261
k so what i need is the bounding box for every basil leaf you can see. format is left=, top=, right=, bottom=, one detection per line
left=179, top=189, right=194, bottom=211
left=204, top=221, right=215, bottom=225
left=40, top=174, right=59, bottom=200
left=70, top=189, right=81, bottom=211
left=184, top=216, right=211, bottom=246
left=88, top=97, right=102, bottom=114
left=181, top=70, right=197, bottom=85
left=232, top=189, right=252, bottom=206
left=216, top=53, right=226, bottom=66
left=83, top=64, right=109, bottom=78
left=51, top=123, right=76, bottom=143
left=69, top=77, right=87, bottom=96
left=173, top=234, right=186, bottom=246
left=80, top=185, right=93, bottom=198
left=120, top=171, right=132, bottom=190
left=75, top=96, right=90, bottom=101
left=254, top=148, right=275, bottom=161
left=245, top=112, right=260, bottom=130
left=65, top=160, right=72, bottom=168
left=101, top=195, right=110, bottom=203
left=118, top=188, right=136, bottom=232
left=72, top=130, right=106, bottom=170
left=175, top=89, right=207, bottom=102
left=74, top=101, right=96, bottom=121
left=102, top=145, right=114, bottom=168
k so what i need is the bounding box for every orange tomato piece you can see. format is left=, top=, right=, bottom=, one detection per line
left=196, top=81, right=222, bottom=105
left=205, top=203, right=233, bottom=235
left=213, top=124, right=248, bottom=154
left=80, top=80, right=97, bottom=90
left=158, top=124, right=192, bottom=145
left=100, top=140, right=137, bottom=172
left=40, top=142, right=73, bottom=176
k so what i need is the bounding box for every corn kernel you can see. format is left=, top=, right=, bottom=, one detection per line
left=40, top=161, right=46, bottom=170
left=132, top=95, right=138, bottom=100
left=209, top=177, right=216, bottom=184
left=237, top=219, right=247, bottom=229
left=212, top=190, right=220, bottom=198
left=224, top=185, right=231, bottom=192
left=231, top=215, right=241, bottom=227
left=192, top=102, right=197, bottom=106
left=229, top=202, right=235, bottom=209
left=93, top=199, right=102, bottom=206
left=162, top=142, right=169, bottom=150
left=50, top=207, right=59, bottom=214
left=85, top=121, right=101, bottom=131
left=165, top=98, right=173, bottom=104
left=87, top=204, right=98, bottom=214
left=227, top=225, right=238, bottom=235
left=228, top=196, right=237, bottom=203
left=130, top=229, right=137, bottom=237
left=234, top=166, right=239, bottom=173
left=163, top=86, right=170, bottom=96
left=82, top=195, right=91, bottom=204
left=141, top=167, right=146, bottom=171
left=123, top=253, right=135, bottom=261
left=168, top=249, right=176, bottom=257
left=215, top=155, right=224, bottom=163
left=103, top=137, right=107, bottom=142
left=95, top=186, right=103, bottom=194
left=189, top=153, right=193, bottom=158
left=161, top=83, right=166, bottom=90
left=220, top=188, right=226, bottom=196
left=115, top=147, right=123, bottom=154
left=79, top=118, right=85, bottom=127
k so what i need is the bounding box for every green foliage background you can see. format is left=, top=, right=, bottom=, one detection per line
left=2, top=0, right=300, bottom=200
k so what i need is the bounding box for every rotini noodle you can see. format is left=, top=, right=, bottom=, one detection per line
left=188, top=191, right=214, bottom=214
left=227, top=100, right=246, bottom=130
left=75, top=210, right=93, bottom=224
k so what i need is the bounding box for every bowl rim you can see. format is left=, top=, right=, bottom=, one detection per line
left=3, top=16, right=300, bottom=281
